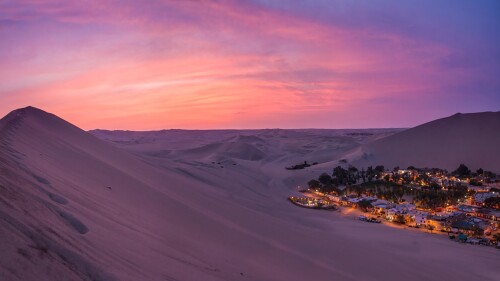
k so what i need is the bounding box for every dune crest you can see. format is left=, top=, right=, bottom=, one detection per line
left=351, top=111, right=500, bottom=172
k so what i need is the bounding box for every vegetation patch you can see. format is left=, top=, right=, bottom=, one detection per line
left=286, top=161, right=318, bottom=170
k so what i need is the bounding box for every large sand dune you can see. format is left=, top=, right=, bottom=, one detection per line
left=350, top=112, right=500, bottom=173
left=1, top=107, right=499, bottom=281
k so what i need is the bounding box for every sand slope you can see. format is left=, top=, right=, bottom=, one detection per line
left=349, top=112, right=500, bottom=172
left=1, top=107, right=499, bottom=281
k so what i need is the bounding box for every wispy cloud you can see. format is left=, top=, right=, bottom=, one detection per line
left=0, top=0, right=499, bottom=129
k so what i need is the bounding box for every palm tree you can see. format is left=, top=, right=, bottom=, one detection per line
left=493, top=233, right=500, bottom=243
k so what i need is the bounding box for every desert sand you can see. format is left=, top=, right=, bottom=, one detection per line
left=0, top=106, right=498, bottom=281
left=350, top=112, right=500, bottom=173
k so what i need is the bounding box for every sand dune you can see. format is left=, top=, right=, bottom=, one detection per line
left=349, top=112, right=500, bottom=172
left=1, top=107, right=499, bottom=281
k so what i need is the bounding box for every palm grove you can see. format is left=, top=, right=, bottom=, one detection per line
left=306, top=164, right=497, bottom=209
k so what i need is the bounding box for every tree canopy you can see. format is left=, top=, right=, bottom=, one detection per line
left=453, top=164, right=471, bottom=177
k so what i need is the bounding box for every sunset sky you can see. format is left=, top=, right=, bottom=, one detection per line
left=1, top=0, right=499, bottom=130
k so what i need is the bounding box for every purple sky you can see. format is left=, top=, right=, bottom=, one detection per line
left=0, top=0, right=499, bottom=129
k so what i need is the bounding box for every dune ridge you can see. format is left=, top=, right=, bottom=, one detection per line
left=349, top=111, right=500, bottom=172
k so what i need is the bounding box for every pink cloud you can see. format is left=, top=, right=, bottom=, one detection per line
left=0, top=1, right=497, bottom=129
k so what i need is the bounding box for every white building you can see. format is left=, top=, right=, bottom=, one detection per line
left=395, top=203, right=416, bottom=213
left=386, top=208, right=398, bottom=221
left=473, top=192, right=499, bottom=205
left=415, top=214, right=428, bottom=226
left=405, top=210, right=429, bottom=226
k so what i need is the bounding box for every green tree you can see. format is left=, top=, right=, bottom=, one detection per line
left=361, top=168, right=366, bottom=183
left=427, top=224, right=435, bottom=233
left=394, top=187, right=404, bottom=202
left=308, top=179, right=321, bottom=189
left=348, top=166, right=359, bottom=184
left=333, top=166, right=348, bottom=185
left=393, top=214, right=406, bottom=224
left=471, top=226, right=484, bottom=236
left=374, top=165, right=385, bottom=178
left=484, top=197, right=500, bottom=209
left=357, top=200, right=372, bottom=212
left=492, top=233, right=500, bottom=242
left=318, top=173, right=333, bottom=187
left=453, top=164, right=471, bottom=177
left=366, top=166, right=374, bottom=182
left=484, top=170, right=497, bottom=180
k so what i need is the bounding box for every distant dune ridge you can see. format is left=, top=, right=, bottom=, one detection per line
left=351, top=111, right=500, bottom=173
left=1, top=106, right=499, bottom=281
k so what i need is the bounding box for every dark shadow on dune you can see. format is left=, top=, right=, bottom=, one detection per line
left=58, top=211, right=89, bottom=234
left=48, top=193, right=68, bottom=205
left=32, top=174, right=51, bottom=185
